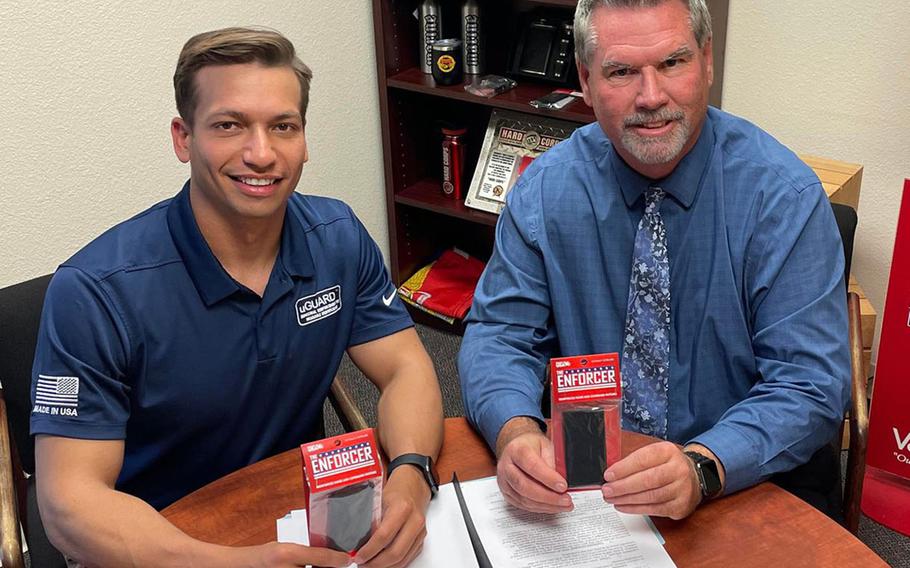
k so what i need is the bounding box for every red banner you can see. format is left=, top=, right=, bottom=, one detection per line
left=861, top=179, right=910, bottom=536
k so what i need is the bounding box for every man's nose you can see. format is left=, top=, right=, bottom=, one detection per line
left=243, top=127, right=277, bottom=169
left=635, top=67, right=669, bottom=110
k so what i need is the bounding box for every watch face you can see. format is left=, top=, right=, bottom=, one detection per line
left=700, top=462, right=722, bottom=496
left=686, top=451, right=721, bottom=497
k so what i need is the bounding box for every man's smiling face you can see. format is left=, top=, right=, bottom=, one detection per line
left=171, top=62, right=308, bottom=225
left=577, top=1, right=713, bottom=179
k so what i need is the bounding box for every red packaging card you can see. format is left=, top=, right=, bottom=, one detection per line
left=549, top=353, right=622, bottom=490
left=301, top=429, right=383, bottom=553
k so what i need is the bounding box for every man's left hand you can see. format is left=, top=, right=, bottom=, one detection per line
left=353, top=465, right=431, bottom=568
left=601, top=441, right=703, bottom=520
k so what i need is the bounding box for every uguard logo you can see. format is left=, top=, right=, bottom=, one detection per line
left=894, top=427, right=910, bottom=464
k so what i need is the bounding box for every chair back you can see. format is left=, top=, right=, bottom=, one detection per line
left=831, top=203, right=857, bottom=292
left=0, top=274, right=52, bottom=475
left=0, top=274, right=68, bottom=567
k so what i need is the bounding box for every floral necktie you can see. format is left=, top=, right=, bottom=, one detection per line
left=621, top=187, right=670, bottom=438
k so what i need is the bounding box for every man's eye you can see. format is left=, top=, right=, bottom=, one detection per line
left=665, top=59, right=680, bottom=68
left=611, top=68, right=630, bottom=78
left=274, top=123, right=296, bottom=132
left=214, top=122, right=238, bottom=131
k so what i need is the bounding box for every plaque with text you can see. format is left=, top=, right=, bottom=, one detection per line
left=464, top=109, right=578, bottom=215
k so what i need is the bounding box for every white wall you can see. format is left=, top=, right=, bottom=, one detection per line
left=4, top=0, right=909, bottom=364
left=722, top=0, right=910, bottom=360
left=0, top=0, right=384, bottom=287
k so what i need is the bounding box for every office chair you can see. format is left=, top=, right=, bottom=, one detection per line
left=0, top=274, right=367, bottom=568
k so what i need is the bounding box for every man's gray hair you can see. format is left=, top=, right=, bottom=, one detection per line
left=574, top=0, right=712, bottom=68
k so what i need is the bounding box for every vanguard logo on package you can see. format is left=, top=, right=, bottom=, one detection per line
left=895, top=427, right=910, bottom=458
left=551, top=353, right=621, bottom=404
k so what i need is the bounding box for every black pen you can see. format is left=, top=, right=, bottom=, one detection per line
left=451, top=473, right=493, bottom=568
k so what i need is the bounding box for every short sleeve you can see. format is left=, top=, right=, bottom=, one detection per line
left=30, top=267, right=132, bottom=440
left=346, top=215, right=413, bottom=347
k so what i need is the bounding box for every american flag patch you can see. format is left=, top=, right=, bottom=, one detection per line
left=35, top=375, right=79, bottom=407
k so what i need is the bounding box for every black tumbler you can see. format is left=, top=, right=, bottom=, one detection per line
left=431, top=38, right=463, bottom=86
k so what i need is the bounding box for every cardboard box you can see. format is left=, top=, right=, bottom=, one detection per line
left=800, top=154, right=864, bottom=211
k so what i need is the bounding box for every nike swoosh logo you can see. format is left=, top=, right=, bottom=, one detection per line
left=382, top=291, right=396, bottom=306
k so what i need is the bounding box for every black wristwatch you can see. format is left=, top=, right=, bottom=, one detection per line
left=684, top=451, right=723, bottom=500
left=388, top=453, right=439, bottom=498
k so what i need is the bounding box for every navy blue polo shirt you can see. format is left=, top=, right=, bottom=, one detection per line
left=30, top=182, right=412, bottom=509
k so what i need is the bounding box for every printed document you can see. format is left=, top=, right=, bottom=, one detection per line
left=277, top=476, right=675, bottom=568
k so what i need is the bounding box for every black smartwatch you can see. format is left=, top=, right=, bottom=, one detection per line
left=388, top=453, right=439, bottom=498
left=684, top=451, right=723, bottom=500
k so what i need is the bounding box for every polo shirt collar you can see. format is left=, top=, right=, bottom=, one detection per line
left=166, top=183, right=317, bottom=306
left=613, top=112, right=715, bottom=209
left=167, top=182, right=240, bottom=306
left=277, top=202, right=315, bottom=279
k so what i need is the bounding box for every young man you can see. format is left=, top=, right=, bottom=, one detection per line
left=459, top=0, right=849, bottom=520
left=31, top=28, right=443, bottom=567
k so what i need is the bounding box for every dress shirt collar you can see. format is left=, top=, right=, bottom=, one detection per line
left=166, top=181, right=315, bottom=306
left=612, top=111, right=715, bottom=209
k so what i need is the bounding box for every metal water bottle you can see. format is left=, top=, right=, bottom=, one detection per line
left=461, top=0, right=484, bottom=75
left=418, top=0, right=443, bottom=74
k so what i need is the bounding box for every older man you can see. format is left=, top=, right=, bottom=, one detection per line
left=459, top=0, right=848, bottom=521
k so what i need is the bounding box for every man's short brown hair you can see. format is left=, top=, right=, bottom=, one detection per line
left=174, top=27, right=312, bottom=127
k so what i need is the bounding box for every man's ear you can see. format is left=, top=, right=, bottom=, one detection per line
left=171, top=117, right=192, bottom=164
left=302, top=129, right=309, bottom=165
left=702, top=38, right=714, bottom=89
left=576, top=57, right=594, bottom=108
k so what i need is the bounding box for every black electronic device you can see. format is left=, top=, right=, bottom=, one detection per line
left=562, top=408, right=607, bottom=487
left=685, top=451, right=723, bottom=499
left=509, top=10, right=577, bottom=85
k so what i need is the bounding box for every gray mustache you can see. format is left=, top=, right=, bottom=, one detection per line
left=624, top=110, right=685, bottom=127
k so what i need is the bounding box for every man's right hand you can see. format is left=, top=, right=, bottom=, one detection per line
left=495, top=417, right=573, bottom=514
left=246, top=542, right=352, bottom=567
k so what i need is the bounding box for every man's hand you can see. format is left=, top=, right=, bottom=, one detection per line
left=353, top=465, right=430, bottom=567
left=601, top=441, right=721, bottom=520
left=495, top=417, right=573, bottom=514
left=245, top=542, right=352, bottom=567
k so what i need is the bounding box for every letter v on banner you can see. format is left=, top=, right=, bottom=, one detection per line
left=861, top=178, right=910, bottom=536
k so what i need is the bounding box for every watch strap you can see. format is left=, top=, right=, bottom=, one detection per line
left=388, top=453, right=439, bottom=497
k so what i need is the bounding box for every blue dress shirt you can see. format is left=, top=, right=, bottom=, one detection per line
left=458, top=108, right=850, bottom=494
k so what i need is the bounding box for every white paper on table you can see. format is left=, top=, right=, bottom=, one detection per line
left=412, top=476, right=676, bottom=568
left=278, top=476, right=674, bottom=568
left=407, top=482, right=477, bottom=567
left=276, top=509, right=310, bottom=546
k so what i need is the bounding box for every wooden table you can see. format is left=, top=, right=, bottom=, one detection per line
left=163, top=418, right=885, bottom=567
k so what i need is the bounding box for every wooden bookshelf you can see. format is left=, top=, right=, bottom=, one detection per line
left=371, top=0, right=729, bottom=331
